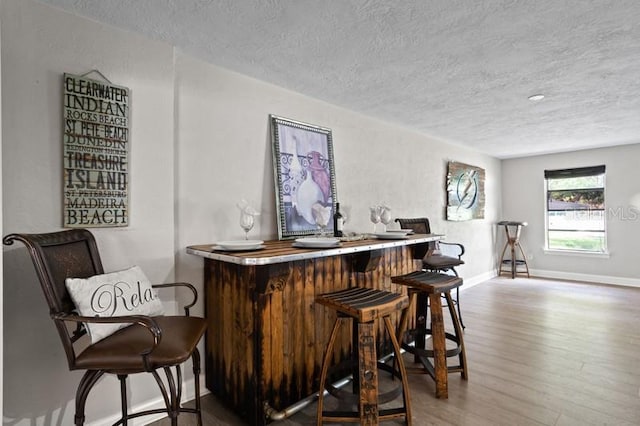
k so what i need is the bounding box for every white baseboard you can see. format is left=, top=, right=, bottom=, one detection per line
left=458, top=268, right=640, bottom=289
left=87, top=375, right=209, bottom=426
left=529, top=268, right=640, bottom=288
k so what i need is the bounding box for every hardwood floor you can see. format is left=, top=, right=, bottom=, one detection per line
left=150, top=276, right=640, bottom=425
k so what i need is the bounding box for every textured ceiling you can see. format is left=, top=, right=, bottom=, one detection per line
left=38, top=0, right=640, bottom=158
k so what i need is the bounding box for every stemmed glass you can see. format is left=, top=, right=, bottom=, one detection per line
left=380, top=205, right=392, bottom=231
left=237, top=199, right=258, bottom=240
left=341, top=205, right=350, bottom=231
left=312, top=203, right=331, bottom=237
left=239, top=210, right=255, bottom=240
left=369, top=206, right=381, bottom=233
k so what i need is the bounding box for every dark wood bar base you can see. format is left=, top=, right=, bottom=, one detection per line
left=189, top=236, right=439, bottom=425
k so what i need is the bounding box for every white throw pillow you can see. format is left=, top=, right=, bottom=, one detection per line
left=65, top=265, right=165, bottom=344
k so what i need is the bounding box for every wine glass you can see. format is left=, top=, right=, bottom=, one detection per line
left=380, top=205, right=392, bottom=231
left=239, top=210, right=255, bottom=240
left=369, top=206, right=381, bottom=233
left=316, top=221, right=328, bottom=237
left=312, top=203, right=331, bottom=237
left=340, top=205, right=350, bottom=234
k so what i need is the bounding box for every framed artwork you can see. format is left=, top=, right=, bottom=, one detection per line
left=270, top=115, right=338, bottom=239
left=63, top=71, right=130, bottom=228
left=446, top=161, right=485, bottom=221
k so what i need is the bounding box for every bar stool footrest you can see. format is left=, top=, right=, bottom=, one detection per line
left=401, top=326, right=465, bottom=381
left=321, top=407, right=408, bottom=423
left=408, top=354, right=465, bottom=374
left=501, top=259, right=527, bottom=265
left=324, top=359, right=405, bottom=405
left=403, top=328, right=463, bottom=358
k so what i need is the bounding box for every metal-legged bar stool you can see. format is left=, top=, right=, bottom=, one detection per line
left=497, top=221, right=530, bottom=279
left=392, top=271, right=468, bottom=399
left=315, top=287, right=412, bottom=425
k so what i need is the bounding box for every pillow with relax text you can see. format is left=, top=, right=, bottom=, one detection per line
left=65, top=265, right=165, bottom=344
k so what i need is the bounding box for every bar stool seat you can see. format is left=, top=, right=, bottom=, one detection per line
left=392, top=271, right=468, bottom=399
left=315, top=287, right=412, bottom=425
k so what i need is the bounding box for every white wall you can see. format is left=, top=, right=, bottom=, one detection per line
left=502, top=144, right=640, bottom=286
left=2, top=1, right=178, bottom=424
left=2, top=0, right=501, bottom=425
left=0, top=0, right=4, bottom=419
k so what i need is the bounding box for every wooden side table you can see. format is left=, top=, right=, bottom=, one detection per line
left=497, top=221, right=530, bottom=279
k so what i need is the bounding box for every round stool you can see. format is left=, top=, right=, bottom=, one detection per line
left=391, top=271, right=468, bottom=399
left=497, top=221, right=530, bottom=278
left=315, top=287, right=412, bottom=425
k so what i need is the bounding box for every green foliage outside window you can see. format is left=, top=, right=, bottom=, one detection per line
left=548, top=232, right=605, bottom=251
left=547, top=190, right=604, bottom=209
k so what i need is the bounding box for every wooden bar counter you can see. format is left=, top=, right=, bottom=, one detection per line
left=187, top=234, right=441, bottom=425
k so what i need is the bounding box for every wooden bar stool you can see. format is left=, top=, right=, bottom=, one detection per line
left=315, top=287, right=412, bottom=425
left=391, top=271, right=468, bottom=399
left=497, top=221, right=530, bottom=279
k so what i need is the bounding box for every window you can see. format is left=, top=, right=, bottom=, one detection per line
left=544, top=165, right=606, bottom=253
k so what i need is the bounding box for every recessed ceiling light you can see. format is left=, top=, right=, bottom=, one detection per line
left=528, top=94, right=545, bottom=101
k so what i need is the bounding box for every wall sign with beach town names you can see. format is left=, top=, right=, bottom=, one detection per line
left=63, top=72, right=129, bottom=227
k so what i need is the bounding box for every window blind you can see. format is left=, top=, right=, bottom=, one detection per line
left=544, top=165, right=605, bottom=179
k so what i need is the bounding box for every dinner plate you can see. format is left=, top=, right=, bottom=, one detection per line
left=212, top=244, right=265, bottom=252
left=372, top=232, right=410, bottom=240
left=293, top=237, right=341, bottom=248
left=396, top=229, right=415, bottom=235
left=215, top=240, right=264, bottom=251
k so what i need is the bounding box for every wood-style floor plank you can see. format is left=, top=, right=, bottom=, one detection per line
left=150, top=276, right=640, bottom=425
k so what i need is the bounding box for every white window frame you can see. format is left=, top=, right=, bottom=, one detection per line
left=544, top=166, right=608, bottom=255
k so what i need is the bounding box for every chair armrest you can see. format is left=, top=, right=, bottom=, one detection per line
left=153, top=282, right=198, bottom=316
left=52, top=312, right=162, bottom=367
left=438, top=242, right=465, bottom=259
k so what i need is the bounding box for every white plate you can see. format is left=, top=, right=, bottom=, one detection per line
left=215, top=240, right=264, bottom=251
left=293, top=237, right=341, bottom=248
left=292, top=242, right=342, bottom=249
left=372, top=232, right=410, bottom=240
left=212, top=244, right=265, bottom=252
left=397, top=229, right=415, bottom=234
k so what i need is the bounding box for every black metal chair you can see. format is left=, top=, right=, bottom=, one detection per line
left=3, top=229, right=207, bottom=426
left=395, top=217, right=466, bottom=328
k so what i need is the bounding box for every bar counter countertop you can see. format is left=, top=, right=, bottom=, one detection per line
left=187, top=233, right=442, bottom=265
left=187, top=233, right=441, bottom=425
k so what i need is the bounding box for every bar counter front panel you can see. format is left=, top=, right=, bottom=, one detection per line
left=187, top=234, right=441, bottom=425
